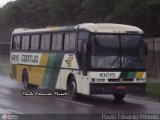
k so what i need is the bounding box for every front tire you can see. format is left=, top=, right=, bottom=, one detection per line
left=67, top=77, right=78, bottom=99
left=113, top=94, right=125, bottom=101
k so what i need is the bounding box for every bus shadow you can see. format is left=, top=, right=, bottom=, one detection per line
left=76, top=94, right=146, bottom=112
left=19, top=87, right=146, bottom=112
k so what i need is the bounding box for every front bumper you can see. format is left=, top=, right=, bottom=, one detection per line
left=90, top=83, right=146, bottom=95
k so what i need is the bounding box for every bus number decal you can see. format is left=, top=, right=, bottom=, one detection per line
left=100, top=73, right=116, bottom=78
left=11, top=53, right=42, bottom=65
left=12, top=55, right=19, bottom=61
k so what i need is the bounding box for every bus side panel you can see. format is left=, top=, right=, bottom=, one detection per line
left=74, top=71, right=83, bottom=94
left=15, top=65, right=45, bottom=85
left=58, top=69, right=87, bottom=95
left=11, top=52, right=65, bottom=88
left=58, top=69, right=71, bottom=90
left=29, top=66, right=45, bottom=85
left=60, top=54, right=82, bottom=91
left=26, top=52, right=64, bottom=89
left=82, top=76, right=90, bottom=95
left=45, top=52, right=64, bottom=89
left=74, top=71, right=90, bottom=95
left=14, top=65, right=23, bottom=82
left=10, top=64, right=19, bottom=81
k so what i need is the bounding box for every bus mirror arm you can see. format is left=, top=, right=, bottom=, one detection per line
left=76, top=51, right=82, bottom=68
left=144, top=43, right=148, bottom=55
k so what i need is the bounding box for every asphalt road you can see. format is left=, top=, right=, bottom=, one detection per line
left=0, top=76, right=160, bottom=120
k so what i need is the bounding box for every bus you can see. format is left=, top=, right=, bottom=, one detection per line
left=10, top=23, right=147, bottom=101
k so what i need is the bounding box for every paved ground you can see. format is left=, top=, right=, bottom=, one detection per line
left=0, top=76, right=160, bottom=120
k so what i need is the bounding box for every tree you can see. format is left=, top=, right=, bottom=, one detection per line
left=81, top=0, right=117, bottom=22
left=145, top=0, right=160, bottom=36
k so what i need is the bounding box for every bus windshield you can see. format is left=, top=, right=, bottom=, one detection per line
left=90, top=34, right=145, bottom=70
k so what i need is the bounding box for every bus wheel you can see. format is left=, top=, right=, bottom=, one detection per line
left=22, top=74, right=30, bottom=90
left=113, top=94, right=125, bottom=101
left=22, top=77, right=38, bottom=90
left=67, top=77, right=78, bottom=99
left=22, top=71, right=38, bottom=90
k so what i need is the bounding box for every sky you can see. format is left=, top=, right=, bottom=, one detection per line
left=0, top=0, right=16, bottom=7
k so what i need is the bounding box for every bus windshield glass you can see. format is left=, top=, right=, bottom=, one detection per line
left=90, top=34, right=145, bottom=69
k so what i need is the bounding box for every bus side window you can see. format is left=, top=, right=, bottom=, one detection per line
left=56, top=34, right=63, bottom=50
left=78, top=31, right=89, bottom=40
left=64, top=33, right=76, bottom=51
left=78, top=31, right=89, bottom=52
left=31, top=34, right=40, bottom=50
left=41, top=34, right=51, bottom=51
left=52, top=33, right=63, bottom=51
left=64, top=33, right=70, bottom=50
left=52, top=34, right=57, bottom=50
left=21, top=35, right=30, bottom=50
left=69, top=33, right=76, bottom=50
left=12, top=35, right=21, bottom=50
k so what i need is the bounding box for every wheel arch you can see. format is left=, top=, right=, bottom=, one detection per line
left=67, top=73, right=80, bottom=99
left=22, top=68, right=29, bottom=82
left=67, top=73, right=76, bottom=85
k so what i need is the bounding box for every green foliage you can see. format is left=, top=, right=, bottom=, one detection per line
left=81, top=0, right=117, bottom=22
left=0, top=0, right=160, bottom=42
left=48, top=0, right=84, bottom=25
left=146, top=83, right=160, bottom=101
left=145, top=0, right=160, bottom=36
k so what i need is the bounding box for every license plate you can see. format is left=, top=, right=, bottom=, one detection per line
left=116, top=86, right=125, bottom=90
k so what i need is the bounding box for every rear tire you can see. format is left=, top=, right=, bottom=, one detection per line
left=22, top=71, right=38, bottom=90
left=67, top=77, right=79, bottom=100
left=113, top=94, right=125, bottom=101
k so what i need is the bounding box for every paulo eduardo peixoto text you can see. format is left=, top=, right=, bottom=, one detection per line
left=21, top=91, right=68, bottom=96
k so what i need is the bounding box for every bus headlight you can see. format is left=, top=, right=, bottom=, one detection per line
left=91, top=78, right=105, bottom=83
left=97, top=79, right=105, bottom=83
left=101, top=79, right=105, bottom=82
left=91, top=78, right=95, bottom=83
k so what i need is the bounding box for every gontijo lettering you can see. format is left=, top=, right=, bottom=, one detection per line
left=11, top=54, right=39, bottom=63
left=21, top=55, right=38, bottom=63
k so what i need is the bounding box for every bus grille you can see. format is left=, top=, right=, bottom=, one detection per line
left=108, top=79, right=134, bottom=82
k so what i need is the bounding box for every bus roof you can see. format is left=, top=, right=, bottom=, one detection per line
left=13, top=23, right=143, bottom=34
left=77, top=23, right=143, bottom=34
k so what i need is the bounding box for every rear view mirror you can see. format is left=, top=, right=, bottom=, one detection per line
left=81, top=42, right=88, bottom=76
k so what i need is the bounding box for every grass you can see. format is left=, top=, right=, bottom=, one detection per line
left=148, top=51, right=160, bottom=57
left=145, top=83, right=160, bottom=101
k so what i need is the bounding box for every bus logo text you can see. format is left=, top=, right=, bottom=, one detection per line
left=11, top=54, right=39, bottom=63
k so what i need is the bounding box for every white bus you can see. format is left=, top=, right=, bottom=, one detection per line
left=10, top=23, right=147, bottom=100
